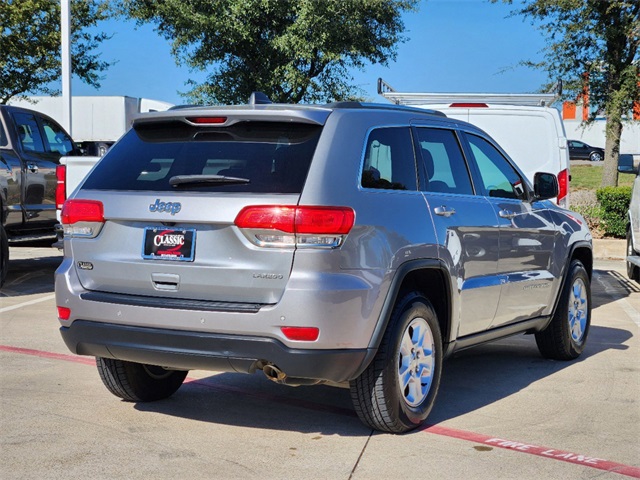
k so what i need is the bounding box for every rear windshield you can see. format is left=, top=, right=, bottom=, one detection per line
left=81, top=121, right=322, bottom=193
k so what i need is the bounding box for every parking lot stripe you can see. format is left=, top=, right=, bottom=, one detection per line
left=0, top=294, right=55, bottom=314
left=2, top=343, right=639, bottom=478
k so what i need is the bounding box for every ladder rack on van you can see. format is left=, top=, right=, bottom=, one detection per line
left=377, top=78, right=560, bottom=107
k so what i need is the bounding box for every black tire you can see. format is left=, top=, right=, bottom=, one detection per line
left=0, top=224, right=8, bottom=288
left=589, top=151, right=602, bottom=162
left=350, top=292, right=443, bottom=433
left=536, top=260, right=591, bottom=360
left=96, top=357, right=187, bottom=402
left=627, top=229, right=639, bottom=282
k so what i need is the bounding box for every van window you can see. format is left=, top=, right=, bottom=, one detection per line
left=361, top=127, right=417, bottom=191
left=415, top=128, right=473, bottom=195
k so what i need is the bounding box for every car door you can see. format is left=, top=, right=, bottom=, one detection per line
left=413, top=126, right=501, bottom=337
left=10, top=111, right=60, bottom=227
left=462, top=133, right=557, bottom=327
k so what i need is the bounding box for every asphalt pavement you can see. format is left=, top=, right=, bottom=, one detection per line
left=1, top=245, right=638, bottom=480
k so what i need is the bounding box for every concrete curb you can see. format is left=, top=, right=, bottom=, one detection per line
left=592, top=238, right=626, bottom=260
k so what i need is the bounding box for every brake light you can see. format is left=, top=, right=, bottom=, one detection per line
left=449, top=103, right=489, bottom=108
left=235, top=205, right=355, bottom=248
left=186, top=117, right=227, bottom=125
left=281, top=326, right=320, bottom=342
left=55, top=165, right=66, bottom=209
left=61, top=199, right=105, bottom=238
left=557, top=169, right=569, bottom=206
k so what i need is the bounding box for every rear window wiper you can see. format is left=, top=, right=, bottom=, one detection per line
left=169, top=174, right=250, bottom=187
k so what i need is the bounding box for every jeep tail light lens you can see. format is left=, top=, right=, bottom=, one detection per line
left=57, top=306, right=71, bottom=321
left=61, top=199, right=105, bottom=238
left=55, top=165, right=66, bottom=209
left=557, top=169, right=569, bottom=207
left=235, top=205, right=355, bottom=248
left=281, top=326, right=320, bottom=341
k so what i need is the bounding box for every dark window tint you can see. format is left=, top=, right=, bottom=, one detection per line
left=0, top=122, right=7, bottom=147
left=416, top=128, right=473, bottom=195
left=13, top=113, right=45, bottom=153
left=361, top=127, right=417, bottom=191
left=82, top=121, right=322, bottom=193
left=466, top=134, right=523, bottom=199
left=42, top=119, right=74, bottom=155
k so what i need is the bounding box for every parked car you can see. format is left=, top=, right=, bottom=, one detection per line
left=568, top=140, right=604, bottom=162
left=618, top=162, right=640, bottom=281
left=0, top=104, right=80, bottom=286
left=56, top=98, right=593, bottom=433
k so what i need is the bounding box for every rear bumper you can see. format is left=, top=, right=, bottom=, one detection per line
left=60, top=320, right=369, bottom=383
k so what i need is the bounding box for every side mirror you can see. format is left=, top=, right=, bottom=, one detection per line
left=533, top=172, right=559, bottom=201
left=618, top=165, right=638, bottom=175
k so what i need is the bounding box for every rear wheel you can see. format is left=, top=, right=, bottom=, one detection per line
left=350, top=292, right=443, bottom=433
left=0, top=224, right=8, bottom=287
left=627, top=229, right=639, bottom=281
left=536, top=260, right=591, bottom=360
left=96, top=357, right=187, bottom=402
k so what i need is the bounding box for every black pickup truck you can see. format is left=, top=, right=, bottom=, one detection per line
left=0, top=104, right=80, bottom=286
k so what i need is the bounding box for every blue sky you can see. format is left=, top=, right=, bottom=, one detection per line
left=72, top=0, right=549, bottom=105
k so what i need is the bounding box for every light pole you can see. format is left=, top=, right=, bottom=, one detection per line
left=61, top=0, right=72, bottom=133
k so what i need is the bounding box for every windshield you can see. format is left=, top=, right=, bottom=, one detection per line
left=81, top=121, right=322, bottom=194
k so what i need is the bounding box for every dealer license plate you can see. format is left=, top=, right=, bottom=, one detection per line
left=142, top=227, right=196, bottom=262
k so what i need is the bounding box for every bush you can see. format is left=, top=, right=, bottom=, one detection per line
left=595, top=186, right=632, bottom=238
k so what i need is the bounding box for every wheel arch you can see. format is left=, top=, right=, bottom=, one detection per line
left=364, top=259, right=452, bottom=359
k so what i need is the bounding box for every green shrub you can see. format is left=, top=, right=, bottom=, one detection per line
left=595, top=186, right=632, bottom=238
left=571, top=202, right=604, bottom=237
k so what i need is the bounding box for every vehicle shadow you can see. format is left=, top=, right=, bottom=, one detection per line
left=592, top=267, right=640, bottom=308
left=134, top=322, right=632, bottom=436
left=1, top=247, right=62, bottom=297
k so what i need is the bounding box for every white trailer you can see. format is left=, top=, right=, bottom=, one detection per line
left=8, top=96, right=173, bottom=156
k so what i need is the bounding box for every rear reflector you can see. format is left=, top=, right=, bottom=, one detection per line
left=55, top=165, right=66, bottom=210
left=57, top=306, right=71, bottom=321
left=449, top=103, right=489, bottom=108
left=186, top=116, right=227, bottom=124
left=235, top=206, right=354, bottom=234
left=281, top=326, right=320, bottom=342
left=61, top=199, right=105, bottom=225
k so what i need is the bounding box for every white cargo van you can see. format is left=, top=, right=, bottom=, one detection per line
left=378, top=79, right=571, bottom=208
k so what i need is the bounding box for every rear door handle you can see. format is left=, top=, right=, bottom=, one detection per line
left=26, top=163, right=38, bottom=173
left=434, top=206, right=456, bottom=217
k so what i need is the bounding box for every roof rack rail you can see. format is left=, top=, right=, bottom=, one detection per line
left=377, top=77, right=561, bottom=107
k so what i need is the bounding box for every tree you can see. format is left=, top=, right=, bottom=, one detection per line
left=0, top=0, right=112, bottom=104
left=492, top=0, right=640, bottom=187
left=120, top=0, right=418, bottom=105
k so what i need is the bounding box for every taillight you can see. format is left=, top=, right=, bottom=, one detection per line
left=61, top=199, right=105, bottom=238
left=235, top=205, right=355, bottom=248
left=557, top=169, right=569, bottom=207
left=55, top=165, right=66, bottom=209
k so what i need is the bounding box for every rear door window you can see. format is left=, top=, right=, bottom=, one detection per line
left=42, top=118, right=75, bottom=155
left=13, top=113, right=45, bottom=153
left=81, top=121, right=322, bottom=194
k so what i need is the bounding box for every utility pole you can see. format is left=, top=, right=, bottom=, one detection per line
left=61, top=0, right=72, bottom=133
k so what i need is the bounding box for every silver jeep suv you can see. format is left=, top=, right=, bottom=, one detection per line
left=55, top=100, right=593, bottom=433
